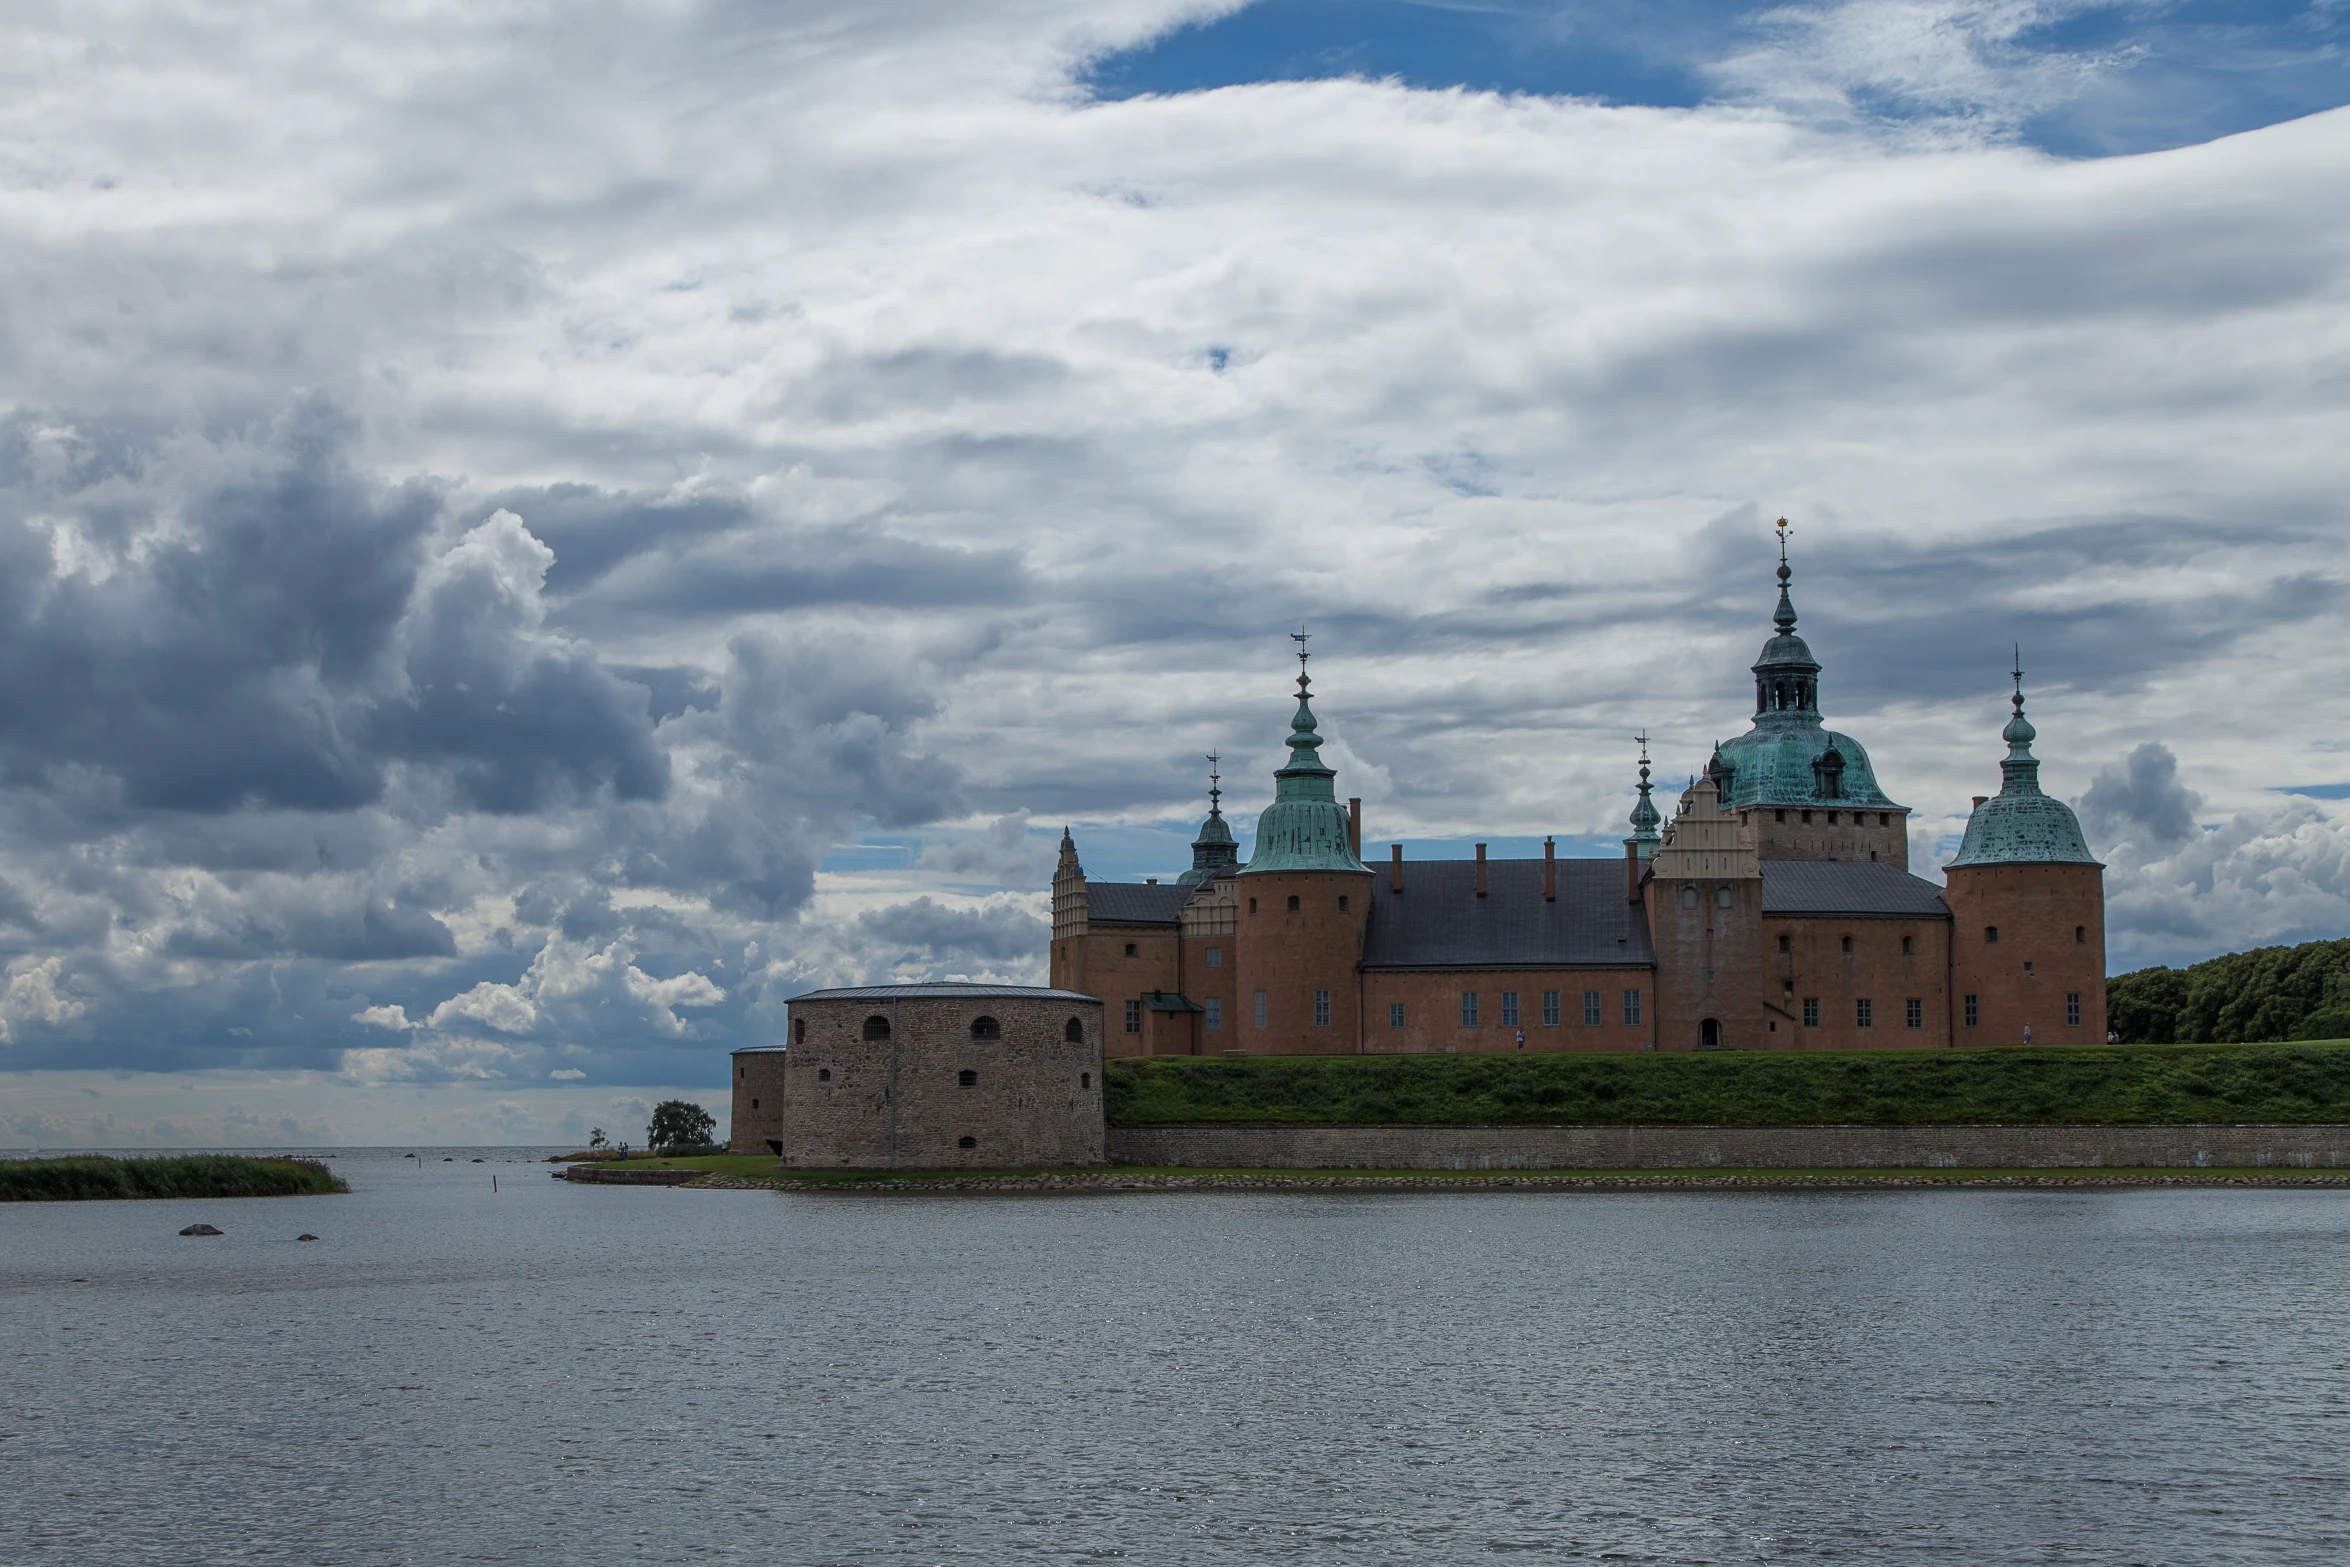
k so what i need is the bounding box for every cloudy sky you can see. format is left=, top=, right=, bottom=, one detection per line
left=4, top=0, right=2348, bottom=1146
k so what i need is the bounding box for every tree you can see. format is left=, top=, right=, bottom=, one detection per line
left=646, top=1100, right=717, bottom=1151
left=588, top=1127, right=607, bottom=1150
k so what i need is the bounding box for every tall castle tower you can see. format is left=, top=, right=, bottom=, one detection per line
left=1712, top=524, right=1910, bottom=866
left=1231, top=639, right=1371, bottom=1053
left=1645, top=773, right=1764, bottom=1050
left=1944, top=661, right=2106, bottom=1045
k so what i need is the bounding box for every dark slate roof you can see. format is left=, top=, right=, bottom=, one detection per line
left=790, top=983, right=1098, bottom=1002
left=1758, top=860, right=1949, bottom=917
left=1362, top=859, right=1655, bottom=969
left=1085, top=881, right=1191, bottom=926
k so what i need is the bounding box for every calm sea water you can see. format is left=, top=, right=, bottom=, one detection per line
left=5, top=1149, right=2349, bottom=1564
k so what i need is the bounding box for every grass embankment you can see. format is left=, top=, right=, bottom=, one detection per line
left=1103, top=1041, right=2350, bottom=1127
left=556, top=1152, right=784, bottom=1177
left=0, top=1155, right=348, bottom=1202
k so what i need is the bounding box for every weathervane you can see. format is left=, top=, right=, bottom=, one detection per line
left=1206, top=750, right=1222, bottom=812
left=1635, top=730, right=1651, bottom=786
left=2012, top=642, right=2026, bottom=708
left=1775, top=516, right=1791, bottom=560
left=1290, top=628, right=1311, bottom=692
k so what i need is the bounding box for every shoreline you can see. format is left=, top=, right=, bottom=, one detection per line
left=566, top=1166, right=2350, bottom=1194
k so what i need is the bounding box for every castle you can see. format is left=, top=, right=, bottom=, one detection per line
left=1048, top=539, right=2108, bottom=1055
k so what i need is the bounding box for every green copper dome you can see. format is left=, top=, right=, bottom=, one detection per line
left=1947, top=677, right=2099, bottom=868
left=1711, top=547, right=1903, bottom=812
left=1241, top=662, right=1368, bottom=877
left=1177, top=760, right=1241, bottom=886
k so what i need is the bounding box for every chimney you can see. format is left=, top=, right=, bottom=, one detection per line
left=1348, top=797, right=1362, bottom=858
left=1391, top=843, right=1404, bottom=893
left=1544, top=836, right=1557, bottom=902
left=1972, top=795, right=1988, bottom=810
left=1475, top=843, right=1488, bottom=898
left=1625, top=840, right=1640, bottom=903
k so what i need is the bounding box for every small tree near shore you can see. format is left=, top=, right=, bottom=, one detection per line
left=647, top=1100, right=717, bottom=1151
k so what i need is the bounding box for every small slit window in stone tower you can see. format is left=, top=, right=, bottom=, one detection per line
left=957, top=1069, right=977, bottom=1087
left=1064, top=1017, right=1084, bottom=1042
left=971, top=1015, right=1001, bottom=1039
left=1248, top=898, right=1257, bottom=914
left=794, top=1018, right=806, bottom=1044
left=1287, top=895, right=1300, bottom=912
left=817, top=1068, right=831, bottom=1081
left=2076, top=925, right=2086, bottom=944
left=1985, top=925, right=1999, bottom=945
left=1841, top=934, right=1853, bottom=953
left=1125, top=943, right=1137, bottom=957
left=957, top=1136, right=976, bottom=1149
left=1337, top=895, right=1349, bottom=912
left=862, top=1014, right=891, bottom=1040
left=1777, top=934, right=1791, bottom=953
left=1081, top=1071, right=1091, bottom=1088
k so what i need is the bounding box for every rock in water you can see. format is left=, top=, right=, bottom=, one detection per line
left=179, top=1223, right=223, bottom=1237
left=296, top=1234, right=319, bottom=1242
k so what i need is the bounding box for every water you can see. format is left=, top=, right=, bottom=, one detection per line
left=6, top=1150, right=2349, bottom=1564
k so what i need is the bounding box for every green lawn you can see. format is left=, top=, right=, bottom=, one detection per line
left=1103, top=1040, right=2350, bottom=1127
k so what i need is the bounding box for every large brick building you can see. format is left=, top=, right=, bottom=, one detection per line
left=1050, top=542, right=2106, bottom=1054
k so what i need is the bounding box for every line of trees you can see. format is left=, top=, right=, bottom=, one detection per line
left=2108, top=936, right=2350, bottom=1044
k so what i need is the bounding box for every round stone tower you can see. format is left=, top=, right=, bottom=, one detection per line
left=1232, top=641, right=1371, bottom=1053
left=1943, top=664, right=2106, bottom=1047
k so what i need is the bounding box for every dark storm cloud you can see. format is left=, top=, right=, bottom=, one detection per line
left=2079, top=742, right=2204, bottom=852
left=858, top=895, right=1048, bottom=961
left=0, top=401, right=667, bottom=819
left=163, top=899, right=457, bottom=962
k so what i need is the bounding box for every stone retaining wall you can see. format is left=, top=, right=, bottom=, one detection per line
left=1106, top=1123, right=2350, bottom=1170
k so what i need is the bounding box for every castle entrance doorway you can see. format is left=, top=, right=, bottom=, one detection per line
left=1700, top=1018, right=1721, bottom=1050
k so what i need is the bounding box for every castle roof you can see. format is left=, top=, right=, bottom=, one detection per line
left=1081, top=882, right=1194, bottom=925
left=1361, top=858, right=1655, bottom=969
left=1758, top=860, right=1949, bottom=917
left=789, top=982, right=1099, bottom=1002
left=1242, top=652, right=1369, bottom=877
left=1945, top=668, right=2100, bottom=869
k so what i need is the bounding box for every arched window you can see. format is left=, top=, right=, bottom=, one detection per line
left=1081, top=1071, right=1091, bottom=1089
left=1681, top=886, right=1699, bottom=908
left=1715, top=887, right=1732, bottom=908
left=957, top=1069, right=978, bottom=1087
left=1841, top=935, right=1853, bottom=953
left=817, top=1068, right=831, bottom=1081
left=1985, top=925, right=1999, bottom=944
left=794, top=1018, right=806, bottom=1044
left=957, top=1136, right=977, bottom=1149
left=1064, top=1018, right=1084, bottom=1042
left=970, top=1016, right=1001, bottom=1039
left=862, top=1014, right=891, bottom=1040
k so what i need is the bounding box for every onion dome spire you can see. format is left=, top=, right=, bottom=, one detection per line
left=1752, top=517, right=1821, bottom=718
left=1178, top=751, right=1241, bottom=885
left=1628, top=733, right=1662, bottom=855
left=1242, top=632, right=1369, bottom=875
left=1946, top=649, right=2099, bottom=867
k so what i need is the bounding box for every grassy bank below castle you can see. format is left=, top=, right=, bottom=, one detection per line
left=0, top=1155, right=348, bottom=1202
left=1102, top=1041, right=2350, bottom=1127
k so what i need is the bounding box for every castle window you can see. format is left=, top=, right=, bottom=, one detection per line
left=1681, top=886, right=1699, bottom=909
left=1828, top=811, right=1839, bottom=825
left=1124, top=1000, right=1141, bottom=1034
left=1390, top=1002, right=1405, bottom=1028
left=1249, top=898, right=1258, bottom=914
left=1856, top=998, right=1874, bottom=1028
left=794, top=1019, right=806, bottom=1044
left=1964, top=994, right=1979, bottom=1027
left=862, top=1015, right=891, bottom=1041
left=749, top=1098, right=757, bottom=1109
left=1542, top=990, right=1561, bottom=1027
left=1878, top=813, right=1890, bottom=826
left=1461, top=991, right=1480, bottom=1027
left=1802, top=997, right=1820, bottom=1027
left=1287, top=895, right=1300, bottom=912
left=1716, top=887, right=1733, bottom=908
left=1777, top=934, right=1791, bottom=953
left=1985, top=925, right=1999, bottom=945
left=957, top=1069, right=978, bottom=1088
left=2067, top=992, right=2082, bottom=1026
left=818, top=1068, right=832, bottom=1081
left=1125, top=943, right=1137, bottom=957
left=1906, top=998, right=1923, bottom=1029
left=2024, top=961, right=2034, bottom=975
left=1205, top=946, right=1222, bottom=968
left=1623, top=990, right=1642, bottom=1026
left=1254, top=991, right=1267, bottom=1028
left=1802, top=810, right=1813, bottom=824
left=1583, top=990, right=1601, bottom=1026
left=1338, top=895, right=1349, bottom=912
left=1314, top=990, right=1332, bottom=1027
left=1901, top=935, right=1914, bottom=955
left=957, top=1136, right=977, bottom=1149
left=1205, top=998, right=1222, bottom=1031
left=1082, top=1072, right=1091, bottom=1088
left=1841, top=935, right=1853, bottom=954
left=2075, top=926, right=2086, bottom=944
left=1501, top=992, right=1520, bottom=1026
left=970, top=1016, right=1000, bottom=1039
left=1064, top=1018, right=1084, bottom=1042
left=740, top=1066, right=746, bottom=1080
left=1775, top=809, right=1785, bottom=823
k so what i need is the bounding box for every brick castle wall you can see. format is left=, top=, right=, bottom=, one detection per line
left=1108, top=1122, right=2350, bottom=1170
left=1360, top=969, right=1654, bottom=1052
left=1946, top=862, right=2107, bottom=1046
left=727, top=1049, right=789, bottom=1151
left=1230, top=869, right=1373, bottom=1054
left=780, top=993, right=1107, bottom=1169
left=1741, top=806, right=1909, bottom=867
left=1764, top=915, right=1952, bottom=1048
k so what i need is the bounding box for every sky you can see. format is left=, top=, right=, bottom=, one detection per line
left=2, top=0, right=2348, bottom=1146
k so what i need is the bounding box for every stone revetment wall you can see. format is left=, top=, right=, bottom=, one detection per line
left=1106, top=1123, right=2350, bottom=1170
